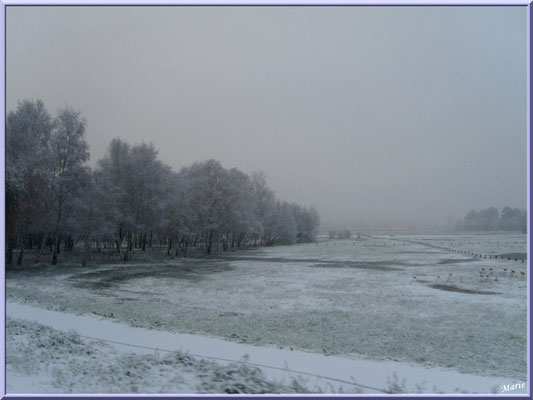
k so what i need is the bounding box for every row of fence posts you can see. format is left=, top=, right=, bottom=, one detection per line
left=388, top=238, right=526, bottom=263
left=320, top=234, right=527, bottom=263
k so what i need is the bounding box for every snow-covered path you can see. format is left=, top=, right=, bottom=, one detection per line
left=7, top=302, right=524, bottom=394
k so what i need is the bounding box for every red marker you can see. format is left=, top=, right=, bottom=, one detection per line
left=520, top=271, right=525, bottom=275
left=504, top=268, right=508, bottom=271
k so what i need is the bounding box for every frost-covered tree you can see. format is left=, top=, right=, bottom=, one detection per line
left=270, top=201, right=298, bottom=245
left=262, top=202, right=320, bottom=246
left=128, top=142, right=170, bottom=252
left=179, top=159, right=227, bottom=255
left=292, top=204, right=320, bottom=243
left=499, top=207, right=527, bottom=232
left=96, top=140, right=171, bottom=259
left=220, top=168, right=259, bottom=251
left=75, top=170, right=117, bottom=266
left=250, top=171, right=277, bottom=246
left=49, top=107, right=90, bottom=264
left=479, top=207, right=499, bottom=231
left=97, top=138, right=133, bottom=255
left=6, top=99, right=54, bottom=267
left=337, top=230, right=351, bottom=239
left=159, top=170, right=186, bottom=256
left=461, top=206, right=526, bottom=232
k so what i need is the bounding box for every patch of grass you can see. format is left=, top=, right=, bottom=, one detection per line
left=309, top=262, right=403, bottom=271
left=431, top=284, right=500, bottom=295
left=438, top=258, right=476, bottom=265
left=397, top=251, right=433, bottom=254
left=69, top=263, right=235, bottom=290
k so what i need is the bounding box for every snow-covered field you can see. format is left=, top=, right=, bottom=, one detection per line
left=6, top=232, right=529, bottom=394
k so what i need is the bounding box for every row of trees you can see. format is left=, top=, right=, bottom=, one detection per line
left=328, top=230, right=352, bottom=239
left=456, top=206, right=527, bottom=232
left=6, top=99, right=320, bottom=267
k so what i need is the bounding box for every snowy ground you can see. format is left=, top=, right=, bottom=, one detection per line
left=6, top=316, right=311, bottom=394
left=7, top=303, right=519, bottom=395
left=5, top=232, right=529, bottom=394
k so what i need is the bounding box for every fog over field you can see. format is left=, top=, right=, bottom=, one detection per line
left=6, top=5, right=527, bottom=229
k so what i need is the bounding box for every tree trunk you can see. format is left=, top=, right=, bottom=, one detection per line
left=182, top=238, right=188, bottom=257
left=35, top=233, right=47, bottom=264
left=82, top=239, right=91, bottom=267
left=17, top=250, right=23, bottom=266
left=115, top=226, right=123, bottom=254
left=5, top=202, right=18, bottom=267
left=52, top=202, right=62, bottom=265
left=167, top=238, right=172, bottom=256
left=16, top=235, right=24, bottom=266
left=206, top=230, right=213, bottom=255
left=6, top=236, right=15, bottom=266
left=123, top=231, right=132, bottom=261
left=52, top=235, right=59, bottom=265
left=82, top=208, right=94, bottom=267
left=127, top=231, right=133, bottom=252
left=223, top=236, right=228, bottom=251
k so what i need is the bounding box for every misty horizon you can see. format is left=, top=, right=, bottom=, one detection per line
left=6, top=5, right=528, bottom=228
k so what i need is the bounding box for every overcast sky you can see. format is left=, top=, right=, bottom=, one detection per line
left=6, top=5, right=527, bottom=229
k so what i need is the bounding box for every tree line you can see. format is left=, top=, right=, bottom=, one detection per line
left=328, top=230, right=352, bottom=239
left=6, top=99, right=320, bottom=268
left=456, top=206, right=526, bottom=232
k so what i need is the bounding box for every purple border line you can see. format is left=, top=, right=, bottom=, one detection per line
left=525, top=1, right=532, bottom=398
left=1, top=3, right=530, bottom=400
left=1, top=1, right=531, bottom=399
left=0, top=0, right=531, bottom=5
left=1, top=1, right=6, bottom=399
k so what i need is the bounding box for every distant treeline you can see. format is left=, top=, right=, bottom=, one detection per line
left=6, top=99, right=320, bottom=267
left=328, top=230, right=352, bottom=239
left=456, top=207, right=526, bottom=232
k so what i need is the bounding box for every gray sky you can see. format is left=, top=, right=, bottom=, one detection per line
left=6, top=6, right=528, bottom=229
